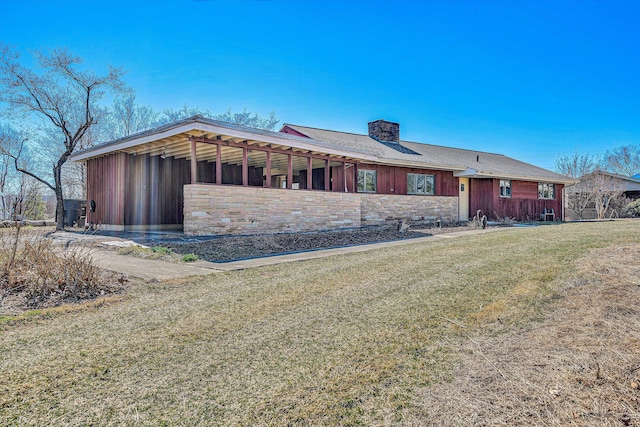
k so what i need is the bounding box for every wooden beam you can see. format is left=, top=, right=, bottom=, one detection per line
left=324, top=159, right=330, bottom=191
left=192, top=136, right=347, bottom=163
left=307, top=156, right=313, bottom=190
left=287, top=154, right=293, bottom=190
left=265, top=151, right=271, bottom=188
left=242, top=147, right=248, bottom=187
left=190, top=137, right=197, bottom=184
left=216, top=143, right=222, bottom=184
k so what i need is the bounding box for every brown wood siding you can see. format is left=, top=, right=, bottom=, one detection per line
left=355, top=164, right=458, bottom=196
left=469, top=178, right=496, bottom=218
left=197, top=160, right=216, bottom=183
left=330, top=165, right=344, bottom=192
left=122, top=154, right=190, bottom=226
left=512, top=180, right=538, bottom=199
left=298, top=168, right=327, bottom=190
left=471, top=178, right=564, bottom=221
left=86, top=152, right=128, bottom=226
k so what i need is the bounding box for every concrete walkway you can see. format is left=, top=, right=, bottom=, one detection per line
left=50, top=227, right=508, bottom=281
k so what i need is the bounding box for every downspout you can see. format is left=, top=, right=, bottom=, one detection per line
left=344, top=163, right=354, bottom=193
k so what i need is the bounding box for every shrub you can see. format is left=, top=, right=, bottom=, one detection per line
left=1, top=226, right=126, bottom=309
left=626, top=199, right=640, bottom=217
left=181, top=253, right=198, bottom=262
left=152, top=246, right=173, bottom=255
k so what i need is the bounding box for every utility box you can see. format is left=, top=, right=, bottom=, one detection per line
left=63, top=199, right=86, bottom=227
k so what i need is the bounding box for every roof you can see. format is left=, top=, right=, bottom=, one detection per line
left=283, top=124, right=574, bottom=184
left=70, top=115, right=573, bottom=184
left=574, top=171, right=640, bottom=192
left=70, top=116, right=378, bottom=163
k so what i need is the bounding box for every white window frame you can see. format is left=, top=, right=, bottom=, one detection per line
left=499, top=179, right=511, bottom=198
left=407, top=173, right=435, bottom=195
left=357, top=169, right=377, bottom=193
left=538, top=183, right=555, bottom=199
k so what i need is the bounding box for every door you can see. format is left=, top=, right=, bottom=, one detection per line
left=458, top=177, right=469, bottom=221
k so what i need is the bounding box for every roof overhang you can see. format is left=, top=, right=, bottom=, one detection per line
left=359, top=158, right=467, bottom=172
left=70, top=118, right=379, bottom=163
left=453, top=168, right=577, bottom=185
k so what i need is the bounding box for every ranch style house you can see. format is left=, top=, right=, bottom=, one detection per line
left=70, top=116, right=574, bottom=235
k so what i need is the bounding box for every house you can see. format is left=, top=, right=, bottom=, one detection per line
left=70, top=116, right=573, bottom=235
left=564, top=171, right=640, bottom=220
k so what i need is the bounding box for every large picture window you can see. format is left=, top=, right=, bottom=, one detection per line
left=500, top=180, right=511, bottom=198
left=538, top=183, right=555, bottom=199
left=357, top=169, right=377, bottom=193
left=407, top=173, right=435, bottom=195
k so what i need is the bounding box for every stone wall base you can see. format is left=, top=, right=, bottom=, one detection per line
left=184, top=185, right=361, bottom=235
left=183, top=184, right=459, bottom=236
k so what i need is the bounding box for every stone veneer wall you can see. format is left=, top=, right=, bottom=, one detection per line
left=360, top=194, right=458, bottom=225
left=184, top=185, right=459, bottom=235
left=184, top=184, right=361, bottom=235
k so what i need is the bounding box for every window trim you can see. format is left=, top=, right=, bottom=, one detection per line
left=407, top=173, right=435, bottom=195
left=499, top=179, right=512, bottom=198
left=357, top=169, right=377, bottom=193
left=538, top=183, right=555, bottom=200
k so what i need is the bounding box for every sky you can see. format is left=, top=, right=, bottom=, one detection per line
left=1, top=0, right=639, bottom=171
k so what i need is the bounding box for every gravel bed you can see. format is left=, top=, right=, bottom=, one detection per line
left=159, top=224, right=475, bottom=262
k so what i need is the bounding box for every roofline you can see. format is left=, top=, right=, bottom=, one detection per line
left=71, top=117, right=379, bottom=162
left=582, top=170, right=640, bottom=183
left=454, top=168, right=576, bottom=184
left=283, top=123, right=507, bottom=157
left=359, top=158, right=467, bottom=172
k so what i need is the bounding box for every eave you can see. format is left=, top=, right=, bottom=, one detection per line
left=70, top=119, right=379, bottom=164
left=454, top=168, right=577, bottom=185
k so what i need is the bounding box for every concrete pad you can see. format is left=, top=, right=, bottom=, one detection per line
left=90, top=251, right=221, bottom=280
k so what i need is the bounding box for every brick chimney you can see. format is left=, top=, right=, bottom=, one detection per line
left=368, top=119, right=400, bottom=142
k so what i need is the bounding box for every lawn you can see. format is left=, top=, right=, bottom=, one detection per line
left=1, top=221, right=639, bottom=426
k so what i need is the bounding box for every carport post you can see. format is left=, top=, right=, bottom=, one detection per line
left=190, top=137, right=197, bottom=184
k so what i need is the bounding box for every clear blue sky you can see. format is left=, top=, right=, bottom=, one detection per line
left=2, top=0, right=639, bottom=171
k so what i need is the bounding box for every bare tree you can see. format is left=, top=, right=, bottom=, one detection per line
left=159, top=105, right=279, bottom=130
left=106, top=91, right=158, bottom=139
left=0, top=44, right=124, bottom=230
left=212, top=108, right=279, bottom=131
left=590, top=172, right=626, bottom=219
left=0, top=125, right=32, bottom=220
left=601, top=144, right=640, bottom=177
left=556, top=152, right=597, bottom=219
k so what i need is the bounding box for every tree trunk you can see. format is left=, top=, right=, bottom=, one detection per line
left=54, top=164, right=65, bottom=231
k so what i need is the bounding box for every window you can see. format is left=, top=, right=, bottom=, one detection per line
left=407, top=173, right=435, bottom=195
left=538, top=183, right=555, bottom=199
left=500, top=180, right=511, bottom=198
left=357, top=169, right=377, bottom=193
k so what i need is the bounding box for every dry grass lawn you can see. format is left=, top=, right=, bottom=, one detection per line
left=1, top=221, right=639, bottom=426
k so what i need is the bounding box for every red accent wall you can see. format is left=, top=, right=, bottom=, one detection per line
left=280, top=126, right=310, bottom=138
left=470, top=178, right=564, bottom=221
left=512, top=180, right=538, bottom=199
left=355, top=164, right=458, bottom=197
